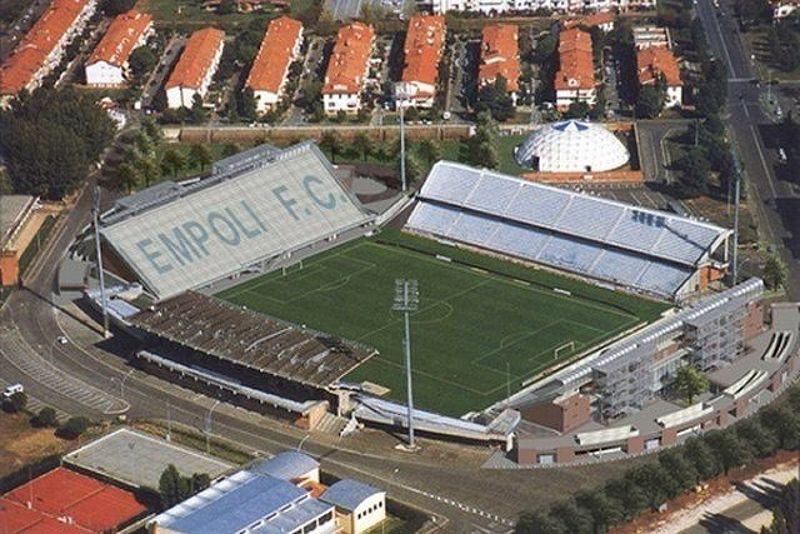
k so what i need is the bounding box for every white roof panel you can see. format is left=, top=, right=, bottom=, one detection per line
left=102, top=143, right=372, bottom=299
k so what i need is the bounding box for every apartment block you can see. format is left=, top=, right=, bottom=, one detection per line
left=245, top=15, right=304, bottom=114
left=322, top=22, right=374, bottom=115
left=85, top=9, right=154, bottom=87
left=398, top=15, right=445, bottom=109
left=165, top=27, right=225, bottom=109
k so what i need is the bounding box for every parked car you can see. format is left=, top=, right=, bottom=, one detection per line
left=3, top=384, right=24, bottom=399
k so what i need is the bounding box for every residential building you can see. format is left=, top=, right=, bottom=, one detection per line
left=244, top=15, right=303, bottom=114
left=322, top=22, right=374, bottom=114
left=478, top=23, right=519, bottom=104
left=398, top=15, right=445, bottom=109
left=632, top=25, right=672, bottom=49
left=85, top=9, right=154, bottom=87
left=563, top=11, right=616, bottom=33
left=321, top=479, right=386, bottom=534
left=554, top=27, right=596, bottom=111
left=423, top=0, right=654, bottom=15
left=636, top=46, right=682, bottom=107
left=0, top=0, right=97, bottom=102
left=165, top=27, right=225, bottom=109
left=772, top=0, right=799, bottom=19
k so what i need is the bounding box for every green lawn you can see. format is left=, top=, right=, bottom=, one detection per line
left=217, top=230, right=667, bottom=415
left=140, top=0, right=274, bottom=30
left=441, top=135, right=528, bottom=177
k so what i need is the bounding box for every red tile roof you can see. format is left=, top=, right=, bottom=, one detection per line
left=0, top=0, right=91, bottom=95
left=166, top=27, right=225, bottom=90
left=323, top=22, right=374, bottom=95
left=1, top=467, right=147, bottom=533
left=87, top=9, right=153, bottom=67
left=563, top=12, right=615, bottom=30
left=400, top=15, right=445, bottom=94
left=245, top=15, right=303, bottom=93
left=479, top=23, right=519, bottom=92
left=637, top=46, right=682, bottom=86
left=554, top=28, right=595, bottom=91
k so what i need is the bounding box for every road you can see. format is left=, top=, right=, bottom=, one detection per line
left=696, top=0, right=800, bottom=299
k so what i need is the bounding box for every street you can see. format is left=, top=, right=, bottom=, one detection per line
left=696, top=0, right=800, bottom=299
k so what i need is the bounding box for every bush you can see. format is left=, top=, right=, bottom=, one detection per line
left=2, top=391, right=27, bottom=413
left=56, top=416, right=90, bottom=439
left=32, top=407, right=58, bottom=427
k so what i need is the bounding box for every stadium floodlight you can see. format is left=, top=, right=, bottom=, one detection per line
left=395, top=82, right=413, bottom=193
left=92, top=186, right=110, bottom=338
left=393, top=278, right=419, bottom=449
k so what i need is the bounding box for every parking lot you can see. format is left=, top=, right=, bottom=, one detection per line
left=325, top=0, right=409, bottom=21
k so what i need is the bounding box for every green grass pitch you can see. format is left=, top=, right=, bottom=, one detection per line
left=216, top=230, right=669, bottom=416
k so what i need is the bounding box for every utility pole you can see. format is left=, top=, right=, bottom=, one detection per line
left=393, top=279, right=419, bottom=450
left=92, top=186, right=109, bottom=338
left=732, top=167, right=740, bottom=286
left=395, top=83, right=409, bottom=192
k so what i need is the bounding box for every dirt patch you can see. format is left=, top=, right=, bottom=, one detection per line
left=0, top=413, right=70, bottom=478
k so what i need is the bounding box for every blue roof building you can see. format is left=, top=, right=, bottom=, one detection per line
left=149, top=470, right=335, bottom=534
left=249, top=451, right=320, bottom=483
left=321, top=479, right=386, bottom=534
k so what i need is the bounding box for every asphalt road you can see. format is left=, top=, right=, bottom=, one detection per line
left=636, top=119, right=691, bottom=184
left=696, top=0, right=800, bottom=299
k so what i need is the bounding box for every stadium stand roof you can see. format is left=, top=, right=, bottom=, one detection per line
left=165, top=27, right=225, bottom=90
left=656, top=402, right=714, bottom=428
left=211, top=142, right=281, bottom=175
left=245, top=15, right=303, bottom=94
left=129, top=291, right=376, bottom=388
left=150, top=470, right=332, bottom=534
left=406, top=161, right=730, bottom=298
left=86, top=9, right=153, bottom=67
left=400, top=15, right=446, bottom=94
left=479, top=24, right=519, bottom=92
left=321, top=479, right=383, bottom=511
left=575, top=425, right=638, bottom=446
left=323, top=22, right=374, bottom=94
left=249, top=452, right=319, bottom=481
left=101, top=142, right=373, bottom=299
left=0, top=0, right=90, bottom=95
left=515, top=120, right=629, bottom=172
left=1, top=467, right=147, bottom=533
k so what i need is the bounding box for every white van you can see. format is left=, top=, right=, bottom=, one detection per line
left=3, top=384, right=24, bottom=399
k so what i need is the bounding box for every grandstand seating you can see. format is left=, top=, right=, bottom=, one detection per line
left=405, top=162, right=730, bottom=298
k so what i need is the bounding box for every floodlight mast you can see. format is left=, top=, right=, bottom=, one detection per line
left=395, top=83, right=411, bottom=192
left=393, top=278, right=419, bottom=449
left=92, top=186, right=110, bottom=338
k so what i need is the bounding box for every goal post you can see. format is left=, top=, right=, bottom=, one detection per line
left=554, top=341, right=576, bottom=360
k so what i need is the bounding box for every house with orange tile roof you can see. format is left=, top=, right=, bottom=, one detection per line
left=478, top=23, right=519, bottom=105
left=636, top=46, right=682, bottom=108
left=245, top=15, right=303, bottom=114
left=554, top=27, right=596, bottom=111
left=85, top=9, right=154, bottom=87
left=322, top=22, right=374, bottom=115
left=0, top=0, right=97, bottom=102
left=165, top=27, right=225, bottom=109
left=398, top=15, right=445, bottom=109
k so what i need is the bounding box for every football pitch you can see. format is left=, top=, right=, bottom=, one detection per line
left=216, top=231, right=669, bottom=415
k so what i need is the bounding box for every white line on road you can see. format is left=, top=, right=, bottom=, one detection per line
left=704, top=0, right=735, bottom=75
left=750, top=124, right=778, bottom=199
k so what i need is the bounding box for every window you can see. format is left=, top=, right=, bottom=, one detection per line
left=319, top=511, right=333, bottom=524
left=303, top=523, right=315, bottom=534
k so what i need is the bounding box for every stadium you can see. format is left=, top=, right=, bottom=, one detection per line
left=80, top=138, right=785, bottom=455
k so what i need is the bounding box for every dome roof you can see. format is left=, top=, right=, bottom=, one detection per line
left=515, top=120, right=630, bottom=173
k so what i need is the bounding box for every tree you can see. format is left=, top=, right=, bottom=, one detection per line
left=189, top=94, right=207, bottom=124
left=515, top=511, right=565, bottom=534
left=736, top=418, right=778, bottom=458
left=563, top=101, right=591, bottom=119
left=188, top=143, right=213, bottom=171
left=159, top=464, right=182, bottom=508
left=128, top=46, right=157, bottom=81
left=138, top=155, right=161, bottom=187
left=675, top=146, right=712, bottom=195
left=238, top=88, right=258, bottom=122
left=115, top=162, right=141, bottom=193
left=759, top=405, right=800, bottom=450
left=34, top=406, right=58, bottom=427
left=133, top=130, right=156, bottom=157
left=399, top=151, right=424, bottom=184
left=318, top=131, right=341, bottom=163
left=161, top=148, right=187, bottom=178
left=100, top=0, right=135, bottom=16
left=705, top=428, right=752, bottom=475
left=762, top=478, right=799, bottom=534
left=636, top=84, right=665, bottom=119
left=2, top=391, right=27, bottom=413
left=672, top=365, right=709, bottom=404
left=142, top=117, right=163, bottom=144
left=221, top=142, right=241, bottom=158
left=575, top=489, right=623, bottom=534
left=57, top=416, right=90, bottom=439
left=217, top=0, right=236, bottom=14
left=628, top=463, right=677, bottom=509
left=532, top=34, right=557, bottom=65
left=549, top=501, right=593, bottom=534
left=684, top=436, right=721, bottom=480
left=604, top=478, right=648, bottom=519
left=417, top=138, right=443, bottom=167
left=351, top=132, right=372, bottom=161
left=476, top=76, right=515, bottom=122
left=658, top=448, right=699, bottom=491
left=763, top=254, right=788, bottom=291
left=190, top=473, right=211, bottom=494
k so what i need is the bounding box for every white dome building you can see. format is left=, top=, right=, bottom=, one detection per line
left=515, top=120, right=630, bottom=173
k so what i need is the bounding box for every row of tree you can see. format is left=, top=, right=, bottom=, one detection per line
left=158, top=464, right=211, bottom=508
left=761, top=477, right=799, bottom=534
left=0, top=88, right=116, bottom=199
left=515, top=386, right=800, bottom=534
